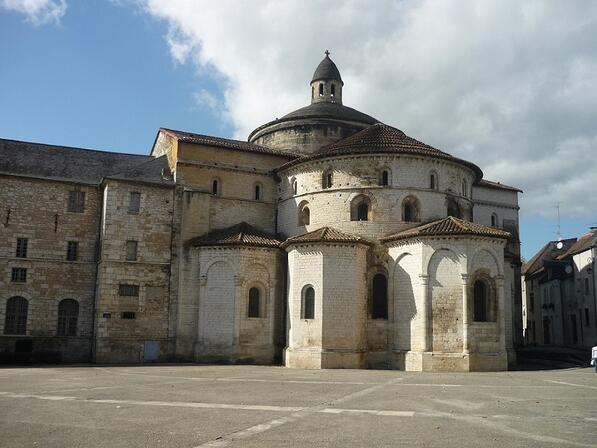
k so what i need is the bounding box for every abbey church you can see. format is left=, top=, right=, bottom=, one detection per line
left=0, top=53, right=523, bottom=371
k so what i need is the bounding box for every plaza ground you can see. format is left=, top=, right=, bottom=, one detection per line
left=0, top=364, right=595, bottom=447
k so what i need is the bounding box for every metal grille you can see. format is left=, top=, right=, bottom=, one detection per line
left=15, top=238, right=28, bottom=258
left=118, top=284, right=139, bottom=297
left=67, top=191, right=85, bottom=213
left=11, top=268, right=27, bottom=283
left=66, top=241, right=78, bottom=261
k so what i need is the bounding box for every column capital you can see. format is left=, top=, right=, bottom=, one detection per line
left=419, top=274, right=429, bottom=284
left=461, top=273, right=470, bottom=282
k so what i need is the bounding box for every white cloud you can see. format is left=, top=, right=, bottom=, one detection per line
left=134, top=0, right=597, bottom=218
left=0, top=0, right=66, bottom=25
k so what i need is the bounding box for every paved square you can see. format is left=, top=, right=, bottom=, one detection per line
left=0, top=365, right=595, bottom=447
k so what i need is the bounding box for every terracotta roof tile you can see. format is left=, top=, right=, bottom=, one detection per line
left=559, top=230, right=597, bottom=258
left=281, top=227, right=370, bottom=248
left=382, top=216, right=511, bottom=243
left=522, top=238, right=577, bottom=276
left=187, top=222, right=282, bottom=248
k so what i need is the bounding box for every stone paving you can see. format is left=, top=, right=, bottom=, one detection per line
left=0, top=364, right=595, bottom=447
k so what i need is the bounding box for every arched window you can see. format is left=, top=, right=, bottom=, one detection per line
left=331, top=83, right=335, bottom=96
left=351, top=195, right=371, bottom=221
left=491, top=213, right=498, bottom=227
left=462, top=179, right=468, bottom=197
left=430, top=171, right=438, bottom=190
left=371, top=274, right=388, bottom=319
left=292, top=179, right=297, bottom=195
left=447, top=199, right=461, bottom=218
left=402, top=196, right=420, bottom=222
left=4, top=296, right=28, bottom=335
left=254, top=184, right=261, bottom=201
left=473, top=280, right=488, bottom=322
left=319, top=83, right=324, bottom=96
left=298, top=201, right=310, bottom=226
left=322, top=169, right=333, bottom=189
left=311, top=86, right=314, bottom=99
left=211, top=179, right=220, bottom=196
left=248, top=287, right=261, bottom=318
left=302, top=286, right=315, bottom=319
left=57, top=299, right=79, bottom=336
left=380, top=169, right=390, bottom=186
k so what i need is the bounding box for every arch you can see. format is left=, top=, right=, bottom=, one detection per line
left=379, top=168, right=391, bottom=186
left=298, top=200, right=310, bottom=226
left=470, top=272, right=497, bottom=322
left=350, top=195, right=371, bottom=221
left=331, top=83, right=335, bottom=96
left=447, top=198, right=461, bottom=218
left=322, top=168, right=333, bottom=189
left=392, top=253, right=417, bottom=351
left=371, top=273, right=388, bottom=319
left=4, top=296, right=28, bottom=335
left=57, top=298, right=79, bottom=336
left=211, top=178, right=221, bottom=196
left=491, top=213, right=499, bottom=227
left=318, top=83, right=324, bottom=96
left=461, top=179, right=468, bottom=197
left=291, top=178, right=298, bottom=196
left=470, top=247, right=503, bottom=277
left=301, top=285, right=315, bottom=319
left=401, top=195, right=420, bottom=222
left=248, top=286, right=262, bottom=318
left=429, top=171, right=438, bottom=190
left=254, top=183, right=262, bottom=201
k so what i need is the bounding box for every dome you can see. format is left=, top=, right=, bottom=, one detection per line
left=279, top=101, right=377, bottom=125
left=311, top=52, right=343, bottom=85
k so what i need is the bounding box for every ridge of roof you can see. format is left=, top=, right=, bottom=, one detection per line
left=159, top=128, right=300, bottom=158
left=477, top=179, right=523, bottom=193
left=187, top=222, right=282, bottom=248
left=281, top=226, right=371, bottom=248
left=104, top=155, right=174, bottom=186
left=382, top=216, right=511, bottom=243
left=559, top=230, right=597, bottom=258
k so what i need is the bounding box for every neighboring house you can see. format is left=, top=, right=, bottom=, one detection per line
left=522, top=229, right=597, bottom=349
left=0, top=52, right=523, bottom=371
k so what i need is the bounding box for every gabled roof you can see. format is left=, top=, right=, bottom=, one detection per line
left=382, top=216, right=511, bottom=243
left=281, top=227, right=371, bottom=248
left=477, top=179, right=523, bottom=193
left=277, top=123, right=482, bottom=180
left=187, top=222, right=282, bottom=248
left=0, top=137, right=152, bottom=185
left=105, top=155, right=174, bottom=187
left=159, top=128, right=299, bottom=158
left=559, top=229, right=597, bottom=258
left=522, top=238, right=577, bottom=276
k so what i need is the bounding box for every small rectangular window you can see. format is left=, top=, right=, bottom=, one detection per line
left=15, top=238, right=28, bottom=258
left=128, top=192, right=141, bottom=214
left=67, top=191, right=85, bottom=213
left=121, top=312, right=136, bottom=319
left=11, top=268, right=27, bottom=283
left=118, top=284, right=139, bottom=297
left=126, top=240, right=138, bottom=261
left=66, top=241, right=78, bottom=261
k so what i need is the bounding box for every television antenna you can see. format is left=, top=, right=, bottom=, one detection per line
left=555, top=203, right=562, bottom=242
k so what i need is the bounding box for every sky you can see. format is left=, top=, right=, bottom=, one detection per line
left=1, top=0, right=596, bottom=260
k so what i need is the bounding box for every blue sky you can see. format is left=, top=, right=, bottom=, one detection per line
left=1, top=1, right=595, bottom=261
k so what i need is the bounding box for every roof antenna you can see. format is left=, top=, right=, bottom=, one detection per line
left=555, top=203, right=564, bottom=249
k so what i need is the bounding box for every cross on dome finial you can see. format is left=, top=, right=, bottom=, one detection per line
left=324, top=50, right=330, bottom=57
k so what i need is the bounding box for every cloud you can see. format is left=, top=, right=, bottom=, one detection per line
left=134, top=0, right=597, bottom=218
left=0, top=0, right=66, bottom=25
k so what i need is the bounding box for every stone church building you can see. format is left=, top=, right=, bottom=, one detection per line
left=0, top=53, right=523, bottom=371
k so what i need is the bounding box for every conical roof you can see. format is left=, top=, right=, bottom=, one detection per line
left=311, top=53, right=343, bottom=85
left=281, top=227, right=371, bottom=248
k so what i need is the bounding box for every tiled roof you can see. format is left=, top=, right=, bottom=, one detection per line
left=278, top=124, right=482, bottom=180
left=382, top=216, right=511, bottom=243
left=478, top=179, right=523, bottom=193
left=521, top=238, right=577, bottom=276
left=159, top=128, right=299, bottom=158
left=281, top=227, right=371, bottom=248
left=558, top=230, right=597, bottom=258
left=311, top=53, right=343, bottom=84
left=105, top=155, right=174, bottom=186
left=0, top=138, right=152, bottom=185
left=187, top=222, right=282, bottom=248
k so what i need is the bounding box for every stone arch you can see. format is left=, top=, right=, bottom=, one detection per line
left=322, top=168, right=333, bottom=189
left=379, top=167, right=392, bottom=186
left=401, top=195, right=420, bottom=222
left=468, top=270, right=498, bottom=322
left=301, top=284, right=316, bottom=319
left=246, top=280, right=268, bottom=318
left=427, top=248, right=463, bottom=353
left=4, top=296, right=29, bottom=335
left=298, top=200, right=310, bottom=226
left=470, top=247, right=502, bottom=277
left=429, top=170, right=439, bottom=190
left=202, top=260, right=236, bottom=347
left=210, top=177, right=221, bottom=196
left=350, top=194, right=372, bottom=221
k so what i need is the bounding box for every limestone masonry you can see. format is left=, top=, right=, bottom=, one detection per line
left=0, top=53, right=523, bottom=370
